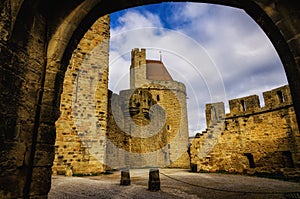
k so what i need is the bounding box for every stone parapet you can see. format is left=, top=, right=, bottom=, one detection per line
left=226, top=85, right=293, bottom=118
left=190, top=84, right=300, bottom=175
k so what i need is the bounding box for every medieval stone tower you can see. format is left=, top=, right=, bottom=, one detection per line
left=106, top=48, right=190, bottom=169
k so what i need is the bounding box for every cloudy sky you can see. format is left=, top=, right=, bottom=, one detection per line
left=108, top=2, right=288, bottom=137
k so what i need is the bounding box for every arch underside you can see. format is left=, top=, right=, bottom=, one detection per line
left=47, top=0, right=300, bottom=126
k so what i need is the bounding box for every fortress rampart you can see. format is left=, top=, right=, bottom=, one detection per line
left=191, top=85, right=300, bottom=175
left=226, top=85, right=293, bottom=118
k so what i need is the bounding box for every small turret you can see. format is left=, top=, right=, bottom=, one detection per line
left=130, top=48, right=147, bottom=89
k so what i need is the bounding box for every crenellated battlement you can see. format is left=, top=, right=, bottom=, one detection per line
left=205, top=102, right=225, bottom=128
left=204, top=85, right=293, bottom=128
left=225, top=85, right=292, bottom=118
left=228, top=95, right=261, bottom=116
left=192, top=84, right=300, bottom=174
left=263, top=84, right=292, bottom=109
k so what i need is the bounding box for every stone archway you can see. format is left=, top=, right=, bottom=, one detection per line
left=0, top=0, right=299, bottom=198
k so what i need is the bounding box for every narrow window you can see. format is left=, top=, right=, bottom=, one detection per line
left=282, top=151, right=295, bottom=168
left=244, top=153, right=255, bottom=168
left=277, top=91, right=285, bottom=103
left=241, top=100, right=246, bottom=111
left=167, top=125, right=170, bottom=130
left=157, top=95, right=160, bottom=101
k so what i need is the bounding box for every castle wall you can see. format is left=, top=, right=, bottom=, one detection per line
left=106, top=84, right=190, bottom=169
left=228, top=95, right=260, bottom=115
left=52, top=15, right=110, bottom=175
left=145, top=84, right=190, bottom=168
left=106, top=91, right=128, bottom=169
left=105, top=48, right=190, bottom=169
left=53, top=40, right=190, bottom=173
left=191, top=85, right=300, bottom=175
left=1, top=1, right=300, bottom=198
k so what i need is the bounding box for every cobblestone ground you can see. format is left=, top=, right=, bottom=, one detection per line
left=48, top=169, right=300, bottom=199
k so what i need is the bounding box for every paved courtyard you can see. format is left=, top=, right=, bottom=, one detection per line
left=48, top=169, right=300, bottom=199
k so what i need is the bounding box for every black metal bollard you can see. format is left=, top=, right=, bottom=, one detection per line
left=120, top=169, right=131, bottom=186
left=148, top=168, right=160, bottom=191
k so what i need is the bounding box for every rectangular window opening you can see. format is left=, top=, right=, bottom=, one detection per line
left=241, top=100, right=246, bottom=111
left=277, top=91, right=285, bottom=103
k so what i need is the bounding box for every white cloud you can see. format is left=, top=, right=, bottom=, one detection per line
left=111, top=11, right=163, bottom=36
left=172, top=3, right=287, bottom=100
left=109, top=3, right=288, bottom=136
left=172, top=2, right=211, bottom=21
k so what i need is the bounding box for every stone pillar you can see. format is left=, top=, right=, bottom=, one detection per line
left=120, top=169, right=131, bottom=186
left=148, top=169, right=160, bottom=191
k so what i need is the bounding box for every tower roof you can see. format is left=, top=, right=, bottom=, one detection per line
left=146, top=60, right=173, bottom=81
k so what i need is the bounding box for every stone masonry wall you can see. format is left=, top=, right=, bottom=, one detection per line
left=105, top=48, right=190, bottom=169
left=191, top=85, right=300, bottom=175
left=106, top=83, right=190, bottom=169
left=147, top=85, right=189, bottom=168
left=52, top=15, right=110, bottom=176
left=0, top=1, right=53, bottom=197
left=105, top=91, right=128, bottom=169
left=1, top=1, right=300, bottom=198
